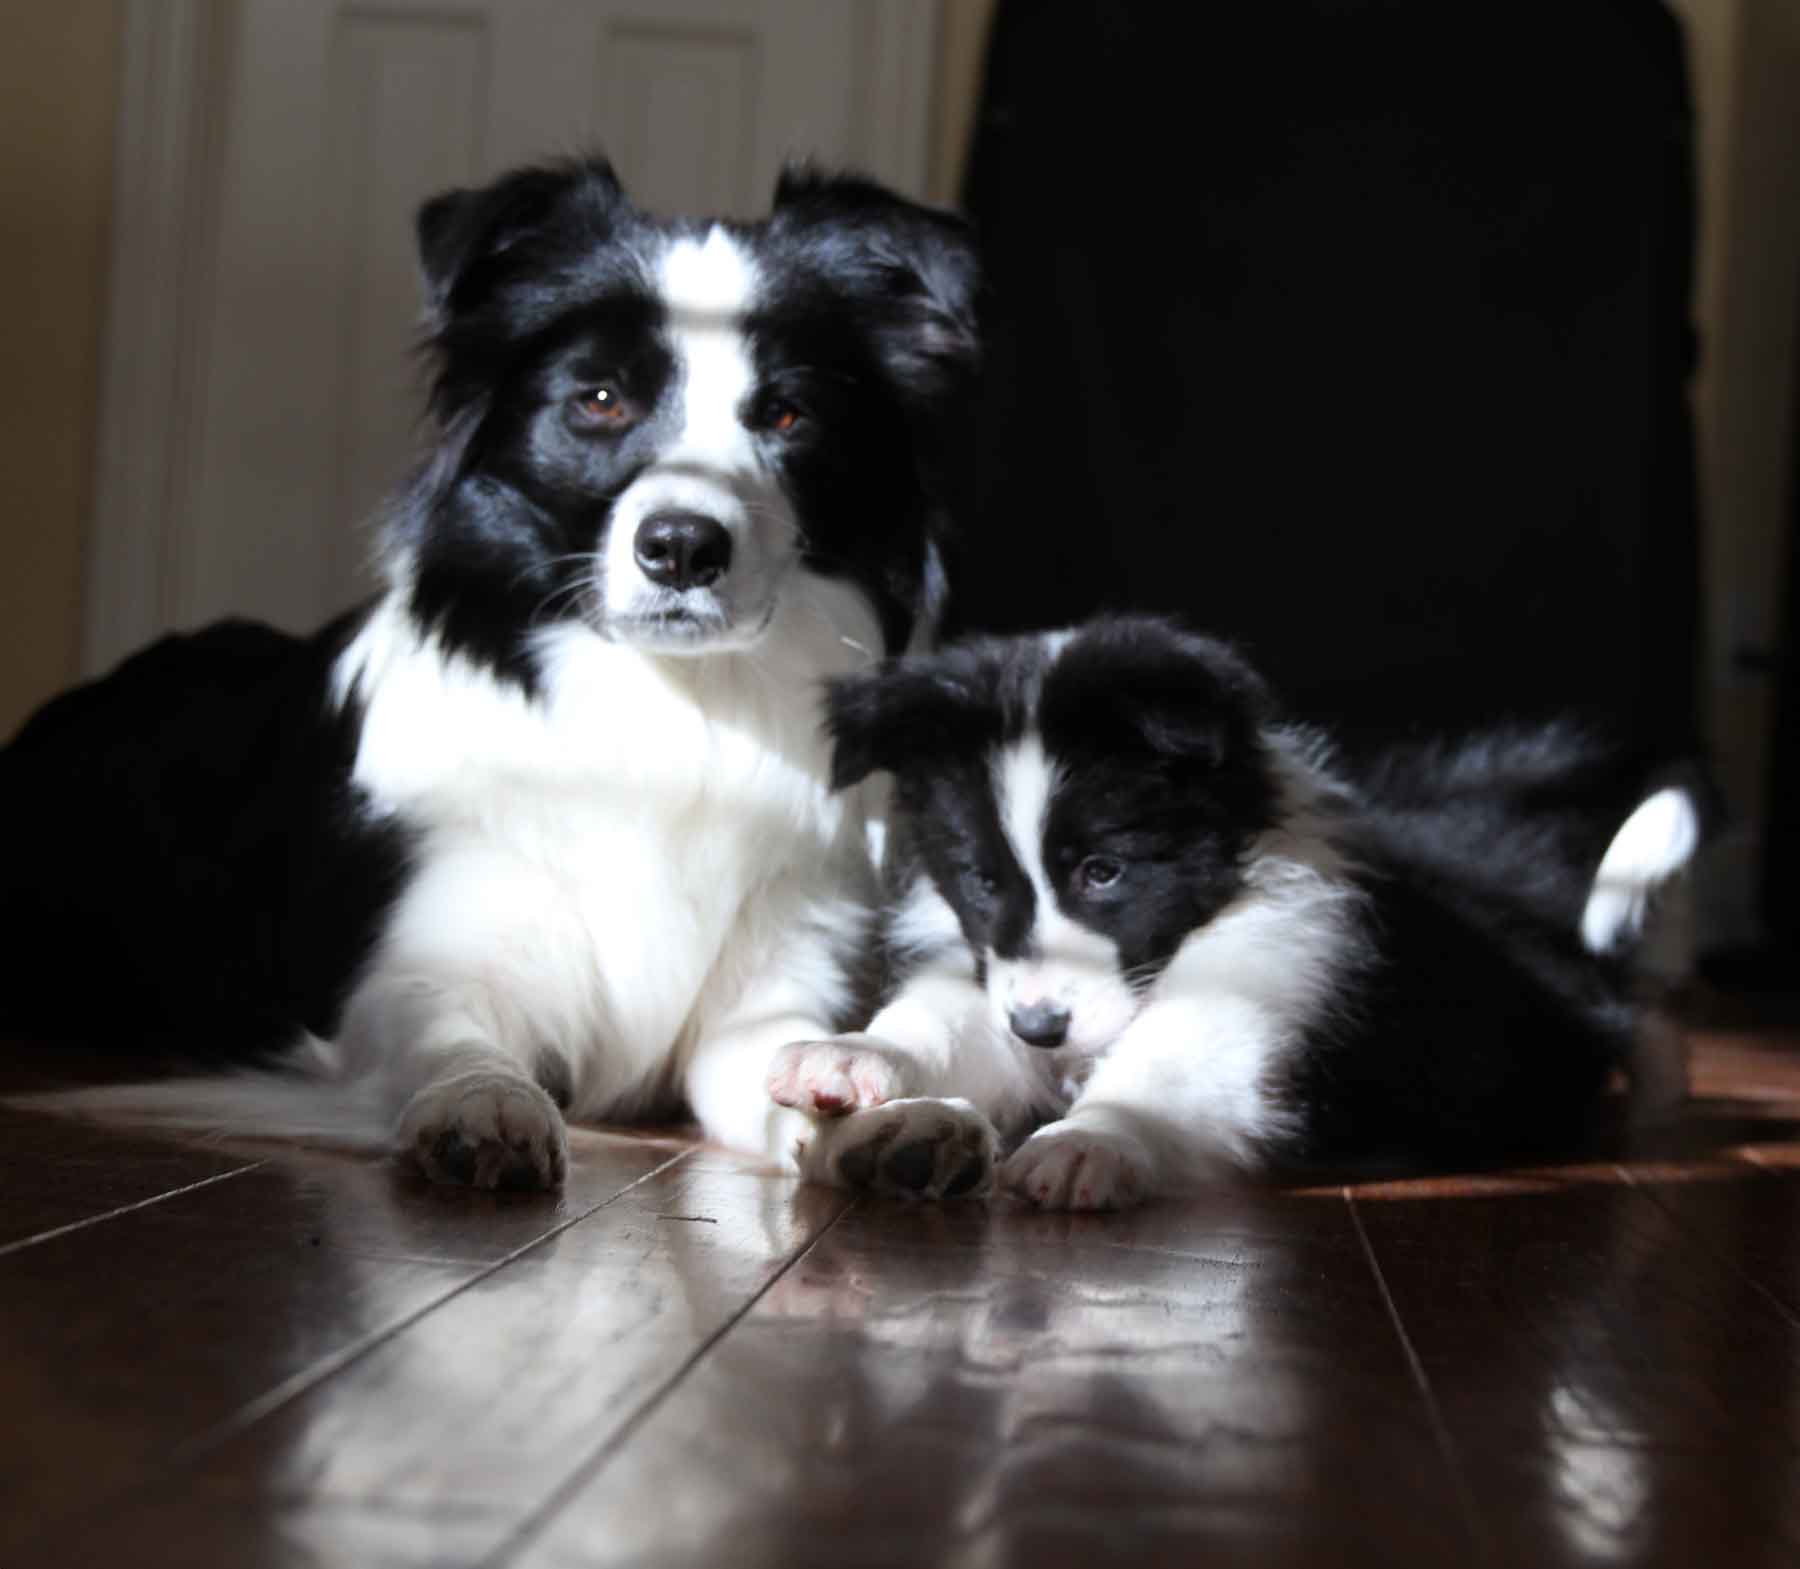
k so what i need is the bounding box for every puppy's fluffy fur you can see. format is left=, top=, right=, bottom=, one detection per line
left=2, top=158, right=979, bottom=1189
left=766, top=616, right=1701, bottom=1208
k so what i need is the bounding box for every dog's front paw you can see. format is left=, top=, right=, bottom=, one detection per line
left=396, top=1069, right=568, bottom=1191
left=809, top=1097, right=997, bottom=1200
left=768, top=1035, right=908, bottom=1117
left=1002, top=1122, right=1153, bottom=1211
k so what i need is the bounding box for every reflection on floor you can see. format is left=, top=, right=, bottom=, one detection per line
left=2, top=1005, right=1798, bottom=1568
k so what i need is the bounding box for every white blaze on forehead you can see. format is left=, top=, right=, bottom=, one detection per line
left=603, top=224, right=795, bottom=634
left=656, top=228, right=759, bottom=452
left=659, top=225, right=757, bottom=313
left=995, top=737, right=1119, bottom=960
left=996, top=736, right=1057, bottom=897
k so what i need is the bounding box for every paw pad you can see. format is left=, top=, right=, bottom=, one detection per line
left=817, top=1097, right=999, bottom=1201
left=397, top=1070, right=568, bottom=1191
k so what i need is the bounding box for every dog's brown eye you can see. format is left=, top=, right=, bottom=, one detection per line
left=763, top=399, right=804, bottom=435
left=569, top=384, right=632, bottom=426
left=1076, top=855, right=1123, bottom=894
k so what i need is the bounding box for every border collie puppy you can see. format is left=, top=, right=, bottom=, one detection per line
left=2, top=157, right=978, bottom=1189
left=767, top=616, right=1701, bottom=1208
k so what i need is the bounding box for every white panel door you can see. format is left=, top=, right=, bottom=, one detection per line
left=86, top=0, right=936, bottom=666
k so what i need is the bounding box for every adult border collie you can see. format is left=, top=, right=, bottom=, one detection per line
left=2, top=157, right=979, bottom=1190
left=765, top=616, right=1702, bottom=1209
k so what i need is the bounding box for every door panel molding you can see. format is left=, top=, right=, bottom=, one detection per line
left=84, top=0, right=233, bottom=675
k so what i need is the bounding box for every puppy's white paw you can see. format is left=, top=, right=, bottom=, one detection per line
left=1003, top=1122, right=1153, bottom=1211
left=809, top=1097, right=997, bottom=1200
left=768, top=1035, right=908, bottom=1117
left=396, top=1069, right=568, bottom=1191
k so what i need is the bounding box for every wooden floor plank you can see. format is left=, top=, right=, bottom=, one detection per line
left=110, top=1126, right=695, bottom=1267
left=0, top=1127, right=689, bottom=1557
left=5, top=1024, right=1800, bottom=1567
left=1618, top=1016, right=1800, bottom=1329
left=0, top=1102, right=260, bottom=1247
left=48, top=1161, right=850, bottom=1568
left=507, top=1188, right=1476, bottom=1569
left=1623, top=1158, right=1800, bottom=1333
left=56, top=1498, right=517, bottom=1569
left=1351, top=1166, right=1800, bottom=1566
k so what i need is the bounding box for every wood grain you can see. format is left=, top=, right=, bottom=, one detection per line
left=515, top=1190, right=1478, bottom=1568
left=45, top=1159, right=851, bottom=1567
left=0, top=1123, right=686, bottom=1556
left=2, top=1019, right=1798, bottom=1567
left=1352, top=1166, right=1800, bottom=1565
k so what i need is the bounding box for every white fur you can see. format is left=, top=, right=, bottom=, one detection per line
left=996, top=735, right=1364, bottom=1201
left=599, top=228, right=798, bottom=650
left=1580, top=786, right=1703, bottom=1125
left=1027, top=816, right=1360, bottom=1185
left=342, top=565, right=879, bottom=1146
left=804, top=704, right=1366, bottom=1209
left=989, top=737, right=1137, bottom=1051
left=798, top=663, right=1698, bottom=1208
left=1580, top=785, right=1701, bottom=955
left=13, top=200, right=966, bottom=1189
left=33, top=558, right=884, bottom=1182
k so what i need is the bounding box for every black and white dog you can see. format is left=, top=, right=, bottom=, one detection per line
left=2, top=157, right=979, bottom=1189
left=767, top=616, right=1701, bottom=1209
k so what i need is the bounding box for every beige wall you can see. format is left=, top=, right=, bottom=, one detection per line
left=0, top=3, right=121, bottom=738
left=928, top=0, right=997, bottom=209
left=1669, top=0, right=1800, bottom=933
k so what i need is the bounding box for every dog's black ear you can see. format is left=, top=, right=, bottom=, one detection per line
left=416, top=158, right=626, bottom=324
left=824, top=661, right=997, bottom=792
left=771, top=168, right=982, bottom=575
left=1050, top=617, right=1275, bottom=769
left=770, top=165, right=981, bottom=387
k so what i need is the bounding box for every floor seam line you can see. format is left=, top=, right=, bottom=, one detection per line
left=482, top=1190, right=860, bottom=1568
left=1613, top=1161, right=1800, bottom=1334
left=1346, top=1187, right=1498, bottom=1567
left=0, top=1159, right=267, bottom=1259
left=166, top=1147, right=701, bottom=1467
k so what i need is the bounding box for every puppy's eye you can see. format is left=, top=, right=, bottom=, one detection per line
left=761, top=398, right=805, bottom=435
left=1075, top=855, right=1124, bottom=894
left=568, top=384, right=633, bottom=427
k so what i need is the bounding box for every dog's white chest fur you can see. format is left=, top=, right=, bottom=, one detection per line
left=332, top=587, right=877, bottom=1112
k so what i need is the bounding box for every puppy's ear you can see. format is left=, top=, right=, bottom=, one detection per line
left=416, top=158, right=626, bottom=324
left=1053, top=617, right=1274, bottom=768
left=770, top=166, right=980, bottom=385
left=823, top=663, right=996, bottom=792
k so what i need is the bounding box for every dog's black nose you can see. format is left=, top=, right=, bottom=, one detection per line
left=1009, top=1002, right=1071, bottom=1048
left=634, top=513, right=733, bottom=590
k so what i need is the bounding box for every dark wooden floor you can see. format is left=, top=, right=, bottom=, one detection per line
left=4, top=1012, right=1800, bottom=1568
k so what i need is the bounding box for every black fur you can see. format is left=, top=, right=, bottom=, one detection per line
left=393, top=157, right=978, bottom=680
left=829, top=615, right=1697, bottom=1171
left=1, top=157, right=979, bottom=1062
left=1, top=614, right=410, bottom=1057
left=831, top=622, right=1283, bottom=981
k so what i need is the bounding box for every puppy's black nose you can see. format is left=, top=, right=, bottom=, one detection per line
left=634, top=513, right=732, bottom=590
left=1009, top=1002, right=1071, bottom=1049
